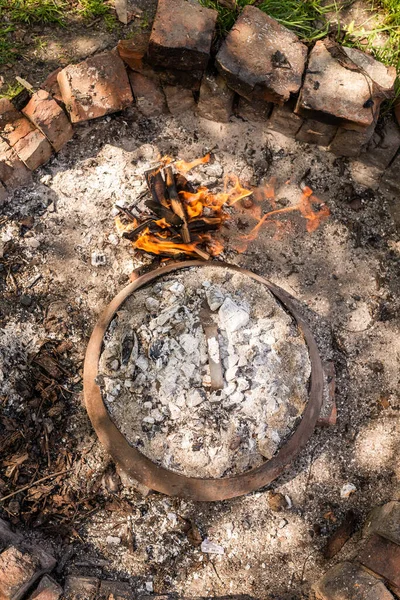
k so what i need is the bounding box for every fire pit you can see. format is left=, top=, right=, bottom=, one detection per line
left=83, top=260, right=323, bottom=501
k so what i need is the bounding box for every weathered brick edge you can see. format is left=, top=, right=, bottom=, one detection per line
left=1, top=0, right=399, bottom=221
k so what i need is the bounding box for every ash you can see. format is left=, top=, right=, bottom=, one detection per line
left=99, top=266, right=311, bottom=478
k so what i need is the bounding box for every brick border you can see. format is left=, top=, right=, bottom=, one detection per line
left=1, top=0, right=400, bottom=212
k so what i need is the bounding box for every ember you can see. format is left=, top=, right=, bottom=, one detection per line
left=116, top=156, right=331, bottom=259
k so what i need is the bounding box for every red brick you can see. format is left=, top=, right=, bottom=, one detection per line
left=0, top=98, right=22, bottom=131
left=0, top=518, right=23, bottom=551
left=41, top=68, right=63, bottom=103
left=267, top=102, right=303, bottom=137
left=197, top=73, right=235, bottom=122
left=64, top=576, right=99, bottom=600
left=329, top=124, right=375, bottom=158
left=0, top=141, right=32, bottom=189
left=164, top=86, right=195, bottom=115
left=23, top=90, right=74, bottom=152
left=117, top=33, right=149, bottom=71
left=128, top=71, right=167, bottom=117
left=216, top=6, right=307, bottom=104
left=359, top=533, right=400, bottom=589
left=0, top=546, right=41, bottom=600
left=1, top=115, right=35, bottom=146
left=296, top=40, right=396, bottom=130
left=158, top=67, right=204, bottom=91
left=236, top=97, right=272, bottom=122
left=147, top=0, right=217, bottom=72
left=57, top=52, right=133, bottom=123
left=364, top=502, right=400, bottom=547
left=311, top=561, right=394, bottom=600
left=359, top=118, right=400, bottom=170
left=29, top=575, right=63, bottom=600
left=296, top=119, right=337, bottom=147
left=1, top=115, right=53, bottom=170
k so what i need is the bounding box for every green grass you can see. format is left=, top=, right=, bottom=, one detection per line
left=1, top=0, right=66, bottom=24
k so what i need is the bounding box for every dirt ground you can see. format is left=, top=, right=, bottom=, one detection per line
left=1, top=106, right=399, bottom=598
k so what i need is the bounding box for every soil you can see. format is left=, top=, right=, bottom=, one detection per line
left=0, top=105, right=399, bottom=599
left=98, top=265, right=311, bottom=478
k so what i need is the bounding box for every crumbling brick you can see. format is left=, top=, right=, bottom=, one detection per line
left=164, top=86, right=195, bottom=115
left=267, top=103, right=303, bottom=137
left=64, top=576, right=99, bottom=600
left=363, top=501, right=400, bottom=546
left=311, top=561, right=394, bottom=600
left=22, top=90, right=74, bottom=152
left=197, top=73, right=235, bottom=123
left=359, top=118, right=400, bottom=170
left=359, top=533, right=400, bottom=589
left=216, top=6, right=307, bottom=104
left=117, top=33, right=149, bottom=71
left=129, top=71, right=167, bottom=117
left=296, top=119, right=337, bottom=147
left=0, top=141, right=33, bottom=189
left=29, top=575, right=63, bottom=600
left=329, top=124, right=375, bottom=158
left=57, top=52, right=133, bottom=123
left=99, top=580, right=134, bottom=599
left=1, top=115, right=53, bottom=170
left=0, top=546, right=41, bottom=600
left=296, top=40, right=396, bottom=130
left=236, top=97, right=272, bottom=122
left=147, top=0, right=217, bottom=73
left=0, top=98, right=22, bottom=131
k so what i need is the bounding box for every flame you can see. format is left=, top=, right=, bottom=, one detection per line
left=135, top=228, right=207, bottom=257
left=174, top=153, right=211, bottom=174
left=115, top=215, right=138, bottom=234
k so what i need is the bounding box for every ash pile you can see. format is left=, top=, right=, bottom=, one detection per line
left=98, top=266, right=311, bottom=479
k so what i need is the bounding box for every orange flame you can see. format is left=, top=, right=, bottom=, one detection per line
left=174, top=153, right=211, bottom=174
left=134, top=228, right=209, bottom=257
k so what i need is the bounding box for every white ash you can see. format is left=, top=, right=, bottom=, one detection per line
left=99, top=266, right=311, bottom=478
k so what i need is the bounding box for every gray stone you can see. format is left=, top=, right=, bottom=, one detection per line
left=359, top=118, right=400, bottom=169
left=206, top=286, right=224, bottom=311
left=197, top=73, right=235, bottom=122
left=296, top=40, right=396, bottom=130
left=267, top=102, right=304, bottom=137
left=216, top=6, right=307, bottom=104
left=164, top=85, right=196, bottom=115
left=296, top=119, right=338, bottom=147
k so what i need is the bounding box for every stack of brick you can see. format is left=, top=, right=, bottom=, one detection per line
left=311, top=501, right=400, bottom=599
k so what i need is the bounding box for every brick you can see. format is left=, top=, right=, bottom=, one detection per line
left=296, top=40, right=396, bottom=130
left=235, top=97, right=272, bottom=122
left=296, top=119, right=337, bottom=147
left=0, top=546, right=41, bottom=600
left=350, top=161, right=382, bottom=190
left=23, top=90, right=74, bottom=152
left=0, top=142, right=32, bottom=189
left=359, top=533, right=400, bottom=589
left=1, top=115, right=35, bottom=146
left=216, top=6, right=307, bottom=104
left=197, top=73, right=235, bottom=122
left=363, top=501, right=400, bottom=546
left=329, top=124, right=375, bottom=158
left=64, top=576, right=99, bottom=600
left=117, top=33, right=149, bottom=71
left=128, top=71, right=167, bottom=117
left=99, top=580, right=134, bottom=599
left=359, top=118, right=400, bottom=170
left=57, top=52, right=133, bottom=123
left=323, top=510, right=357, bottom=559
left=311, top=561, right=394, bottom=600
left=164, top=86, right=195, bottom=115
left=267, top=103, right=303, bottom=137
left=29, top=575, right=63, bottom=600
left=41, top=68, right=63, bottom=103
left=157, top=68, right=204, bottom=91
left=1, top=115, right=53, bottom=170
left=0, top=518, right=23, bottom=551
left=0, top=98, right=22, bottom=131
left=147, top=0, right=217, bottom=72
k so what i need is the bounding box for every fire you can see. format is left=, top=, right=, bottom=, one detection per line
left=116, top=157, right=330, bottom=260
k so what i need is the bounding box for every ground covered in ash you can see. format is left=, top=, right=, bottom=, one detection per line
left=0, top=107, right=399, bottom=599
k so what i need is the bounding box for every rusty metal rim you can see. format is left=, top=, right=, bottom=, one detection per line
left=83, top=260, right=324, bottom=501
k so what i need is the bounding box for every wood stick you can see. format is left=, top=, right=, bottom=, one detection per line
left=115, top=205, right=137, bottom=222
left=191, top=246, right=210, bottom=261
left=188, top=217, right=222, bottom=232
left=175, top=173, right=196, bottom=193
left=0, top=469, right=71, bottom=503
left=145, top=167, right=169, bottom=208
left=122, top=218, right=154, bottom=240
left=165, top=166, right=191, bottom=243
left=144, top=199, right=183, bottom=226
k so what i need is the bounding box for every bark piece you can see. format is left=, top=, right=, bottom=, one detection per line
left=311, top=561, right=394, bottom=600
left=296, top=119, right=338, bottom=147
left=296, top=40, right=397, bottom=130
left=128, top=72, right=167, bottom=117
left=147, top=0, right=217, bottom=72
left=216, top=6, right=307, bottom=104
left=22, top=90, right=74, bottom=152
left=57, top=52, right=133, bottom=123
left=197, top=73, right=235, bottom=123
